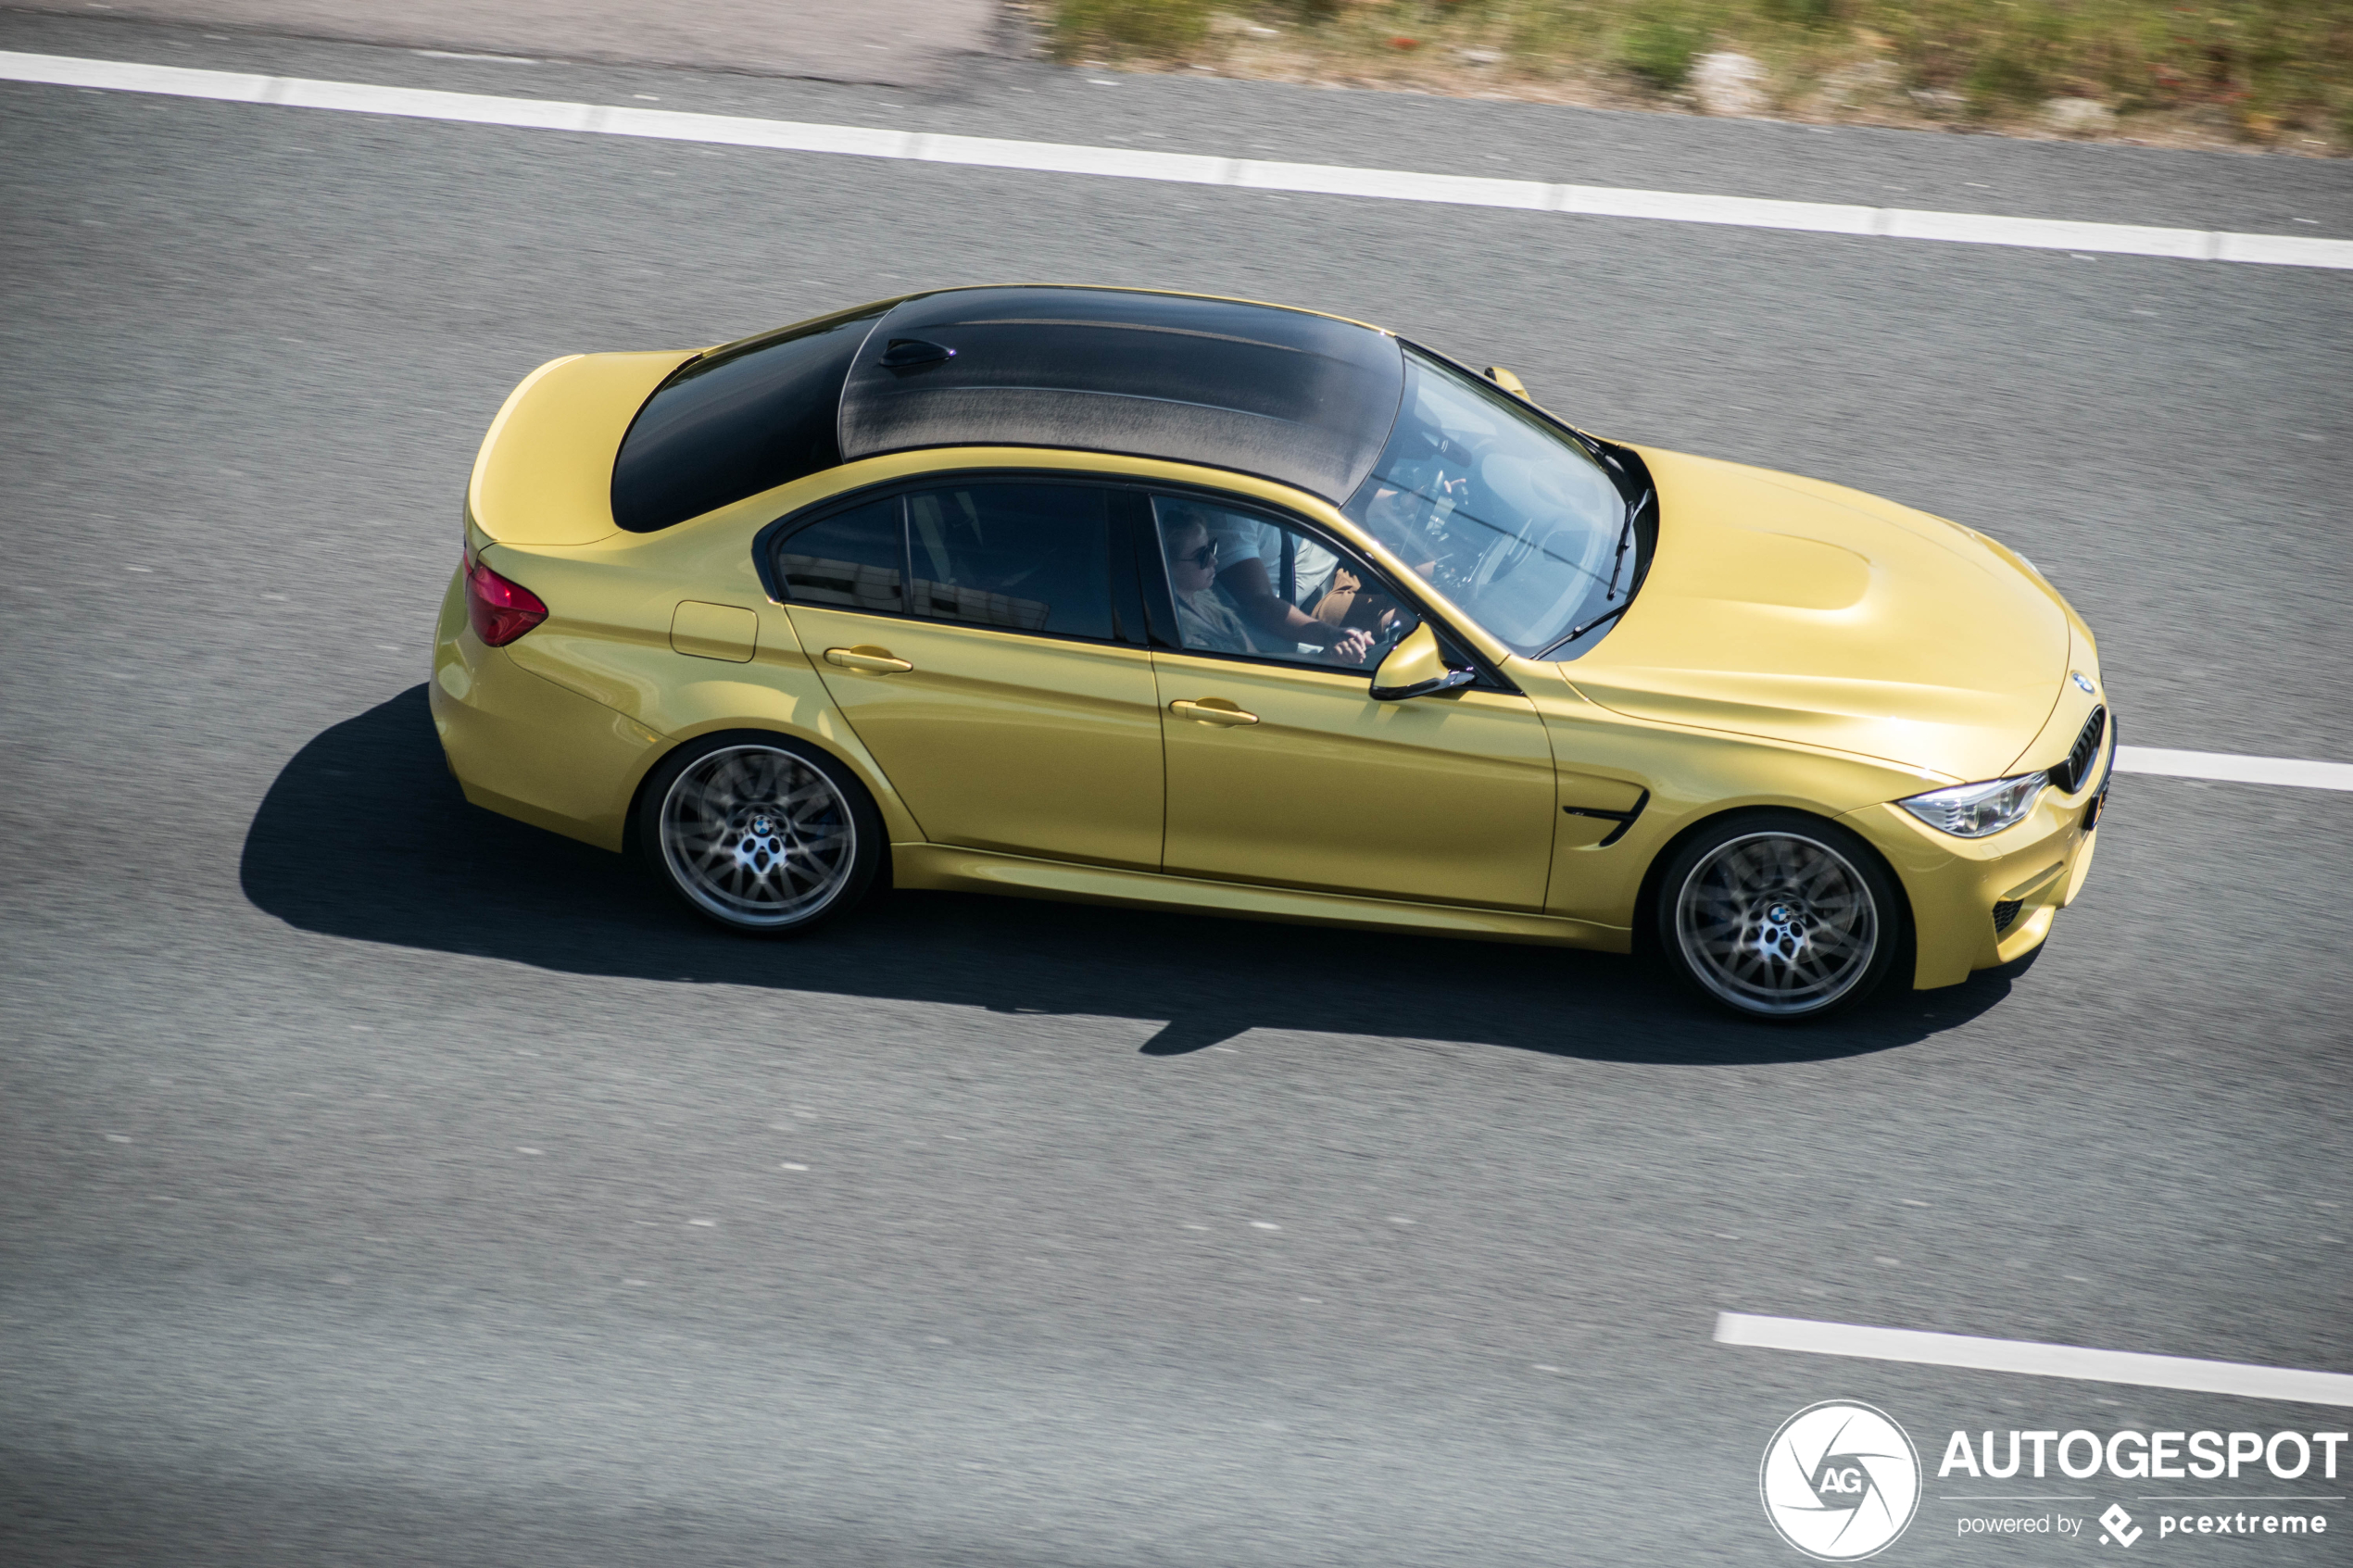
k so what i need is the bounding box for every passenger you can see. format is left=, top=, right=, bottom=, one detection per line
left=1161, top=515, right=1252, bottom=654
left=1164, top=501, right=1376, bottom=666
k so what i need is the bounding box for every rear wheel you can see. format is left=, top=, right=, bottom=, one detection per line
left=638, top=734, right=881, bottom=935
left=1655, top=812, right=1901, bottom=1021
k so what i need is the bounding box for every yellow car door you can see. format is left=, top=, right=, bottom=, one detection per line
left=1145, top=493, right=1556, bottom=909
left=777, top=481, right=1164, bottom=870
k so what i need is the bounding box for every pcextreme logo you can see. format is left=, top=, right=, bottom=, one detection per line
left=1761, top=1400, right=1923, bottom=1561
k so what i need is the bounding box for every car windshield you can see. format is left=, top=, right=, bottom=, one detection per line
left=1341, top=348, right=1631, bottom=658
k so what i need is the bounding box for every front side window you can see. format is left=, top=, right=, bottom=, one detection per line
left=1151, top=495, right=1414, bottom=672
left=1342, top=349, right=1630, bottom=657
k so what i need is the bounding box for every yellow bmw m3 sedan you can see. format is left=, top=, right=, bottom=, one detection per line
left=432, top=285, right=2113, bottom=1020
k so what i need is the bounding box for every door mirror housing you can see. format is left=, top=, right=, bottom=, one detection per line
left=1483, top=365, right=1530, bottom=399
left=1369, top=622, right=1477, bottom=701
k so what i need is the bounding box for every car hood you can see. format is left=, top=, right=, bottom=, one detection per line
left=1564, top=448, right=2069, bottom=784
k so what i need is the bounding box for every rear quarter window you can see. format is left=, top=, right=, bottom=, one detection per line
left=774, top=496, right=905, bottom=614
left=610, top=303, right=887, bottom=533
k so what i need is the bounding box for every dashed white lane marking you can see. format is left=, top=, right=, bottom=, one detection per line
left=1716, top=1312, right=2353, bottom=1408
left=2116, top=746, right=2353, bottom=792
left=6, top=50, right=2350, bottom=270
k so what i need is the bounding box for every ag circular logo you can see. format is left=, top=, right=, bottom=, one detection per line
left=1759, top=1400, right=1921, bottom=1561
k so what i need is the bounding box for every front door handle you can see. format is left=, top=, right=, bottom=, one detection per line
left=1170, top=698, right=1259, bottom=726
left=824, top=646, right=913, bottom=674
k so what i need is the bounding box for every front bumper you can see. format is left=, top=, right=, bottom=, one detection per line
left=1845, top=719, right=2114, bottom=989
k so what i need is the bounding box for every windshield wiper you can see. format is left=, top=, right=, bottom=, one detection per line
left=1531, top=488, right=1651, bottom=659
left=1534, top=600, right=1632, bottom=659
left=1603, top=487, right=1651, bottom=601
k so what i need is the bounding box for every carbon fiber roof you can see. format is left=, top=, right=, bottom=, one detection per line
left=837, top=287, right=1404, bottom=503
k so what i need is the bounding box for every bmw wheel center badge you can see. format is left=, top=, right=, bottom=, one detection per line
left=1760, top=1400, right=1921, bottom=1560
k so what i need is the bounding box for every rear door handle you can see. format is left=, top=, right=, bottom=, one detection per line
left=824, top=646, right=913, bottom=674
left=1170, top=698, right=1258, bottom=726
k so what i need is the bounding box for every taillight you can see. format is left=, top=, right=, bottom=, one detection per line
left=464, top=555, right=548, bottom=646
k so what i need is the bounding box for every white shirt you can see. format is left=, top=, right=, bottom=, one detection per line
left=1206, top=516, right=1340, bottom=612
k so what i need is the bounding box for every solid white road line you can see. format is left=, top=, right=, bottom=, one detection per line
left=2116, top=746, right=2353, bottom=792
left=6, top=49, right=2352, bottom=271
left=12, top=59, right=2353, bottom=788
left=1716, top=1313, right=2353, bottom=1408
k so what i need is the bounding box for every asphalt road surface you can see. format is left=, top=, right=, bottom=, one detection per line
left=3, top=14, right=2348, bottom=1567
left=11, top=0, right=1005, bottom=85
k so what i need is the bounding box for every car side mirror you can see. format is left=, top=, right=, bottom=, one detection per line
left=1369, top=622, right=1476, bottom=701
left=1483, top=365, right=1530, bottom=399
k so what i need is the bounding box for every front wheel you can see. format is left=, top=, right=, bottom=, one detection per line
left=637, top=734, right=882, bottom=935
left=1655, top=812, right=1902, bottom=1021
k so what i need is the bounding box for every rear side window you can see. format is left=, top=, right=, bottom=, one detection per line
left=772, top=481, right=1120, bottom=643
left=775, top=496, right=904, bottom=613
left=907, top=483, right=1113, bottom=640
left=610, top=304, right=886, bottom=533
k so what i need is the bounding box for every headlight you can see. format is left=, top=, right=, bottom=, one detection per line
left=1897, top=772, right=2046, bottom=837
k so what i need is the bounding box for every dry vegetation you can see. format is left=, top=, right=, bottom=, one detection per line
left=1038, top=0, right=2353, bottom=155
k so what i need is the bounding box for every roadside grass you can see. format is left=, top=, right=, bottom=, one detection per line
left=1044, top=0, right=2353, bottom=153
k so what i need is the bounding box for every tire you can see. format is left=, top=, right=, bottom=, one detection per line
left=636, top=733, right=882, bottom=936
left=1654, top=810, right=1903, bottom=1021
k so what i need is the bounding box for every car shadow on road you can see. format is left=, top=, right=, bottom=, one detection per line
left=239, top=689, right=2020, bottom=1065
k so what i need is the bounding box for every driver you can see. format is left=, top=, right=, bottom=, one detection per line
left=1296, top=482, right=1441, bottom=644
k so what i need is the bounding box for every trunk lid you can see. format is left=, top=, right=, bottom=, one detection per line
left=467, top=350, right=696, bottom=546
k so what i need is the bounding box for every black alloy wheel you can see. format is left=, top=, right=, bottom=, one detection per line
left=1655, top=810, right=1904, bottom=1021
left=637, top=733, right=883, bottom=935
